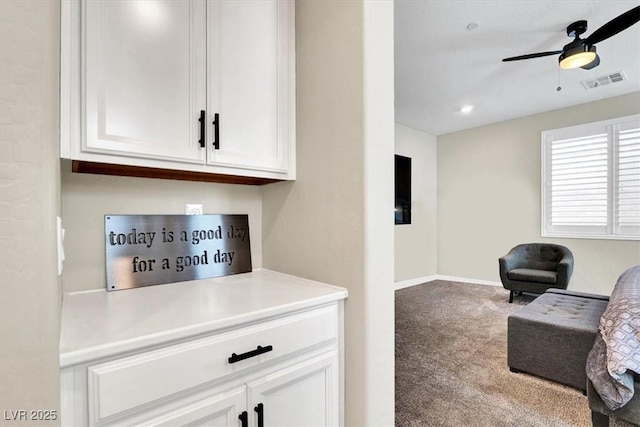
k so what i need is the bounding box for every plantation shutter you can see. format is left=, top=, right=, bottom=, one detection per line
left=542, top=114, right=640, bottom=240
left=617, top=124, right=640, bottom=235
left=546, top=131, right=608, bottom=235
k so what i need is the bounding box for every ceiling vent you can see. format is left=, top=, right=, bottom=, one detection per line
left=581, top=71, right=626, bottom=90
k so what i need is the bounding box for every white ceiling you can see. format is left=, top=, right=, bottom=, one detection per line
left=394, top=0, right=640, bottom=136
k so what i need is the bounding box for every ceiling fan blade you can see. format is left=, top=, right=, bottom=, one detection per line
left=502, top=51, right=562, bottom=62
left=585, top=5, right=640, bottom=45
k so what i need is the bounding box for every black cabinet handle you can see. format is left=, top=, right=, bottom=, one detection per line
left=212, top=113, right=220, bottom=150
left=239, top=411, right=248, bottom=427
left=198, top=110, right=206, bottom=148
left=228, top=345, right=273, bottom=364
left=254, top=403, right=264, bottom=427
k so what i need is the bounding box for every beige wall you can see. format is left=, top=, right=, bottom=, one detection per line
left=395, top=124, right=437, bottom=282
left=0, top=1, right=61, bottom=424
left=262, top=1, right=395, bottom=425
left=61, top=166, right=263, bottom=292
left=437, top=92, right=640, bottom=295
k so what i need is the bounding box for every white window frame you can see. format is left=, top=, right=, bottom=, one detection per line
left=541, top=114, right=640, bottom=241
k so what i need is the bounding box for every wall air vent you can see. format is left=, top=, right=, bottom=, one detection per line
left=581, top=71, right=627, bottom=90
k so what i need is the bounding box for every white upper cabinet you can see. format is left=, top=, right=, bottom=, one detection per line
left=61, top=0, right=295, bottom=181
left=207, top=1, right=292, bottom=175
left=83, top=0, right=206, bottom=164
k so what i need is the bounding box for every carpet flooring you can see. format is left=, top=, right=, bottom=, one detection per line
left=395, top=280, right=633, bottom=427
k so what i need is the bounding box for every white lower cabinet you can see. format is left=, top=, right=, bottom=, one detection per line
left=246, top=352, right=339, bottom=427
left=137, top=386, right=246, bottom=427
left=136, top=352, right=338, bottom=427
left=60, top=303, right=342, bottom=427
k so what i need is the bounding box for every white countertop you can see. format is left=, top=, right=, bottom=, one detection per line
left=59, top=269, right=347, bottom=367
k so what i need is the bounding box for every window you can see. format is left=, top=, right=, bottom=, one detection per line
left=542, top=114, right=640, bottom=240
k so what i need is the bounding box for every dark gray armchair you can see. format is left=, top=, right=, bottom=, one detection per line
left=499, top=243, right=574, bottom=303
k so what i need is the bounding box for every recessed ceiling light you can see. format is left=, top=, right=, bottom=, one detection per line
left=466, top=22, right=479, bottom=31
left=460, top=105, right=474, bottom=114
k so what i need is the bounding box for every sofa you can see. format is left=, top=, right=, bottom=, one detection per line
left=508, top=265, right=640, bottom=426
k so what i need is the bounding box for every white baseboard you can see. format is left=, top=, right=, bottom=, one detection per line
left=395, top=274, right=501, bottom=290
left=394, top=275, right=438, bottom=290
left=435, top=275, right=501, bottom=287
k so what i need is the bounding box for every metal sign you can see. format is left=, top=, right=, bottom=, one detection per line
left=105, top=214, right=252, bottom=291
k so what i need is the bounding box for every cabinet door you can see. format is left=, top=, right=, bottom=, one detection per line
left=136, top=386, right=246, bottom=427
left=207, top=0, right=294, bottom=175
left=247, top=352, right=339, bottom=427
left=83, top=0, right=206, bottom=164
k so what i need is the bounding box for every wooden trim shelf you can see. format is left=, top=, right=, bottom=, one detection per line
left=72, top=161, right=283, bottom=186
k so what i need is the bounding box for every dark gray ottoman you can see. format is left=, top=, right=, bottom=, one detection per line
left=507, top=289, right=609, bottom=392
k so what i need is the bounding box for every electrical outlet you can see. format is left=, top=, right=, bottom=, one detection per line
left=185, top=204, right=203, bottom=215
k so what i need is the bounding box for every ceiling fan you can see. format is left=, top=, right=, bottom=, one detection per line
left=502, top=5, right=640, bottom=70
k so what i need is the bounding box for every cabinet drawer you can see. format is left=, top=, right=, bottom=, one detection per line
left=87, top=304, right=337, bottom=424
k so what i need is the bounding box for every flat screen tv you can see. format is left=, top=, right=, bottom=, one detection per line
left=395, top=155, right=411, bottom=225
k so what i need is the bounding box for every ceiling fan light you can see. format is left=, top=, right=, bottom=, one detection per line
left=559, top=45, right=597, bottom=69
